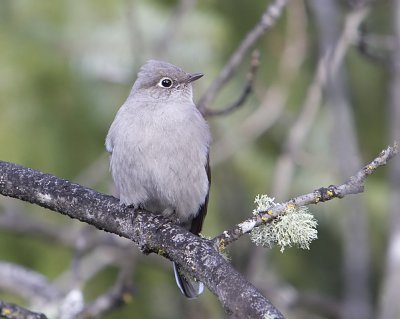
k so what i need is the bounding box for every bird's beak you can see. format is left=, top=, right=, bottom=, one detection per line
left=187, top=73, right=204, bottom=83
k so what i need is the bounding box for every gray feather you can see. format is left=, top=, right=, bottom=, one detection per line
left=105, top=60, right=210, bottom=298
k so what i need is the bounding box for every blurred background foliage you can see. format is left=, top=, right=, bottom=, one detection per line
left=0, top=0, right=396, bottom=318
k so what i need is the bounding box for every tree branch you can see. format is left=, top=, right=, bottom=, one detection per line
left=210, top=0, right=307, bottom=167
left=0, top=300, right=48, bottom=319
left=197, top=0, right=290, bottom=114
left=204, top=51, right=260, bottom=117
left=0, top=161, right=284, bottom=319
left=213, top=142, right=399, bottom=249
left=77, top=267, right=134, bottom=319
left=0, top=262, right=63, bottom=304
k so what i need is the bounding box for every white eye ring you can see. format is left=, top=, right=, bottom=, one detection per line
left=158, top=77, right=173, bottom=88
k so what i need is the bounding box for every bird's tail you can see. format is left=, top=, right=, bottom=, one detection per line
left=173, top=262, right=204, bottom=299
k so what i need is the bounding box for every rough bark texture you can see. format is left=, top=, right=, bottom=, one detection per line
left=0, top=300, right=47, bottom=319
left=0, top=160, right=284, bottom=319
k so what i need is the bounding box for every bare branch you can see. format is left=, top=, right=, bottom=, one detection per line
left=77, top=267, right=134, bottom=319
left=0, top=300, right=48, bottom=319
left=204, top=51, right=260, bottom=117
left=213, top=142, right=399, bottom=249
left=0, top=262, right=63, bottom=304
left=211, top=0, right=307, bottom=167
left=377, top=1, right=400, bottom=317
left=273, top=4, right=369, bottom=198
left=197, top=0, right=290, bottom=113
left=0, top=161, right=285, bottom=319
left=310, top=4, right=373, bottom=318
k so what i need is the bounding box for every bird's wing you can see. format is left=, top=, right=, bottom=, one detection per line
left=189, top=152, right=210, bottom=235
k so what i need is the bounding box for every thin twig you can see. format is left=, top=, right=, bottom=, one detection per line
left=213, top=142, right=399, bottom=250
left=197, top=0, right=290, bottom=113
left=204, top=51, right=260, bottom=117
left=273, top=6, right=370, bottom=198
left=211, top=0, right=307, bottom=167
left=77, top=266, right=134, bottom=319
left=54, top=245, right=133, bottom=291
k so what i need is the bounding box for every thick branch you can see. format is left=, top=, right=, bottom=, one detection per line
left=213, top=142, right=399, bottom=249
left=0, top=161, right=284, bottom=319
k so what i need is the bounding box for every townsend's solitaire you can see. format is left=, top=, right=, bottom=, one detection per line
left=105, top=60, right=211, bottom=298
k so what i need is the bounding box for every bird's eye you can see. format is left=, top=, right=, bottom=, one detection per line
left=158, top=77, right=173, bottom=88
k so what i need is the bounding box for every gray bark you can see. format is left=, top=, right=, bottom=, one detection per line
left=309, top=1, right=372, bottom=319
left=378, top=0, right=400, bottom=318
left=0, top=160, right=284, bottom=319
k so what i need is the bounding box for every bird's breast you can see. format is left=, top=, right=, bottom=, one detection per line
left=110, top=102, right=210, bottom=220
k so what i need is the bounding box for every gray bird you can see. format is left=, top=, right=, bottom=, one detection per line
left=105, top=60, right=211, bottom=298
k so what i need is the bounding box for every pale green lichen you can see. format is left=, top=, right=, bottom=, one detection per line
left=250, top=195, right=318, bottom=252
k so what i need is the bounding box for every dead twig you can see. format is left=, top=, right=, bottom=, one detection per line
left=197, top=0, right=290, bottom=114
left=77, top=265, right=135, bottom=319
left=204, top=51, right=260, bottom=117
